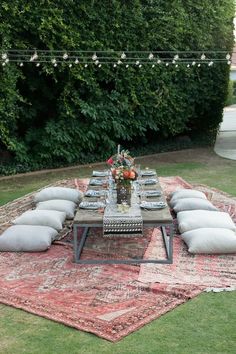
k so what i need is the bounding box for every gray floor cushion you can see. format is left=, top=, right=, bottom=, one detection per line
left=13, top=210, right=66, bottom=231
left=0, top=225, right=58, bottom=252
left=36, top=199, right=77, bottom=219
left=181, top=228, right=236, bottom=254
left=170, top=189, right=207, bottom=208
left=173, top=198, right=218, bottom=213
left=34, top=187, right=83, bottom=203
left=177, top=210, right=236, bottom=233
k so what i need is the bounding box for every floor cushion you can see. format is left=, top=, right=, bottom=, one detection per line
left=36, top=200, right=76, bottom=219
left=34, top=187, right=83, bottom=203
left=177, top=210, right=236, bottom=233
left=0, top=225, right=58, bottom=252
left=181, top=228, right=236, bottom=254
left=170, top=189, right=207, bottom=208
left=13, top=210, right=66, bottom=231
left=173, top=198, right=218, bottom=213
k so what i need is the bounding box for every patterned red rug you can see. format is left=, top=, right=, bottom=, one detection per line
left=0, top=177, right=235, bottom=342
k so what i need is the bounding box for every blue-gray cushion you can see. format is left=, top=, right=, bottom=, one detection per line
left=0, top=225, right=58, bottom=252
left=177, top=210, right=236, bottom=234
left=173, top=198, right=218, bottom=213
left=34, top=187, right=83, bottom=203
left=181, top=228, right=236, bottom=254
left=13, top=210, right=66, bottom=231
left=36, top=199, right=76, bottom=219
left=170, top=189, right=207, bottom=208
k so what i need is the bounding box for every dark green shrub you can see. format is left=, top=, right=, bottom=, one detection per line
left=0, top=0, right=235, bottom=174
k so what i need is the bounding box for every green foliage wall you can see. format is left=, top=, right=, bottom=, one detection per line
left=0, top=0, right=235, bottom=170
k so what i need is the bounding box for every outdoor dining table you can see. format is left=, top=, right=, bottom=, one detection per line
left=73, top=173, right=174, bottom=265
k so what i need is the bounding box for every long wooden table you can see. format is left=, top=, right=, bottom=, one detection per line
left=73, top=178, right=174, bottom=265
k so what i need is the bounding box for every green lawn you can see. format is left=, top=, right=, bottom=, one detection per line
left=0, top=147, right=236, bottom=353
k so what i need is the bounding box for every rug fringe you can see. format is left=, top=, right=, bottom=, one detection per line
left=204, top=287, right=236, bottom=292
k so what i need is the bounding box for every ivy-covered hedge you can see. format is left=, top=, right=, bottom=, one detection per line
left=0, top=0, right=235, bottom=173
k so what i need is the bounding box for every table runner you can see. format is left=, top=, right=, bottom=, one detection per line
left=103, top=191, right=143, bottom=237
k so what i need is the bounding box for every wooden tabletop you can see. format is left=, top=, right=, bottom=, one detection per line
left=74, top=175, right=173, bottom=226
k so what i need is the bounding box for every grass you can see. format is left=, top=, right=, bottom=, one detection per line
left=0, top=147, right=236, bottom=353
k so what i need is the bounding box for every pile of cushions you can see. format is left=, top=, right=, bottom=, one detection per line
left=170, top=189, right=236, bottom=254
left=0, top=187, right=83, bottom=252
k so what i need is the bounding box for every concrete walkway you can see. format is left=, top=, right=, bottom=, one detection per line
left=214, top=104, right=236, bottom=160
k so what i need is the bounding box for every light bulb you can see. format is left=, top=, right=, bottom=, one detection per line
left=187, top=64, right=190, bottom=67
left=198, top=64, right=201, bottom=67
left=69, top=63, right=72, bottom=67
left=2, top=62, right=6, bottom=66
left=84, top=64, right=88, bottom=67
left=148, top=53, right=154, bottom=60
left=36, top=63, right=40, bottom=67
left=95, top=60, right=99, bottom=65
left=98, top=64, right=102, bottom=67
left=63, top=53, right=68, bottom=60
left=125, top=64, right=129, bottom=68
left=54, top=63, right=57, bottom=67
left=139, top=64, right=142, bottom=68
left=166, top=63, right=169, bottom=66
left=157, top=59, right=161, bottom=64
left=175, top=64, right=178, bottom=67
left=135, top=60, right=139, bottom=65
left=113, top=64, right=117, bottom=67
left=30, top=52, right=38, bottom=61
left=20, top=62, right=24, bottom=66
left=152, top=64, right=155, bottom=68
left=75, top=58, right=79, bottom=64
left=192, top=61, right=196, bottom=66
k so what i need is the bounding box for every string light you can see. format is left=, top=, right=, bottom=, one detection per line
left=0, top=50, right=234, bottom=69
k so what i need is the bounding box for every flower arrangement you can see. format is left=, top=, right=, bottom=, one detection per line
left=107, top=149, right=138, bottom=186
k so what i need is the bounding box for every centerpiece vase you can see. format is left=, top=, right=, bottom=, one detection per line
left=116, top=181, right=131, bottom=205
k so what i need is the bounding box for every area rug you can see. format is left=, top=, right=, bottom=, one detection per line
left=0, top=176, right=235, bottom=342
left=139, top=179, right=236, bottom=288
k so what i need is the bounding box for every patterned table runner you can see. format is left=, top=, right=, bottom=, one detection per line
left=103, top=192, right=143, bottom=237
